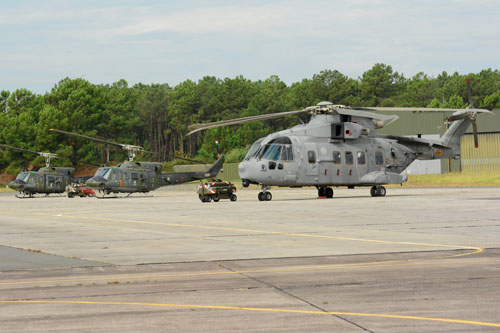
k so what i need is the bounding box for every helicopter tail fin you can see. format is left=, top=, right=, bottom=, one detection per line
left=205, top=155, right=225, bottom=178
left=440, top=114, right=473, bottom=155
left=440, top=108, right=492, bottom=155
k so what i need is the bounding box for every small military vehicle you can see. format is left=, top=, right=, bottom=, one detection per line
left=66, top=183, right=96, bottom=198
left=197, top=180, right=237, bottom=202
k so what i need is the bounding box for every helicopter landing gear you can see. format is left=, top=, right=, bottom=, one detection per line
left=317, top=187, right=334, bottom=198
left=370, top=185, right=386, bottom=197
left=258, top=186, right=272, bottom=201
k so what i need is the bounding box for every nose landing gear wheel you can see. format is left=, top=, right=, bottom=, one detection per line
left=258, top=192, right=272, bottom=201
left=325, top=187, right=334, bottom=198
left=370, top=185, right=386, bottom=197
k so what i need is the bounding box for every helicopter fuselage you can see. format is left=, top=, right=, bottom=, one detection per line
left=238, top=112, right=455, bottom=192
left=8, top=167, right=75, bottom=197
left=85, top=156, right=225, bottom=195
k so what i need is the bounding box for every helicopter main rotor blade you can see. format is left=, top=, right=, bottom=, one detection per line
left=472, top=120, right=479, bottom=148
left=187, top=108, right=312, bottom=136
left=50, top=128, right=156, bottom=155
left=466, top=78, right=473, bottom=107
left=50, top=129, right=123, bottom=148
left=354, top=106, right=491, bottom=113
left=0, top=144, right=43, bottom=156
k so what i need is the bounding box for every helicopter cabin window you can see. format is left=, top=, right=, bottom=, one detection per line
left=375, top=151, right=384, bottom=165
left=48, top=176, right=55, bottom=184
left=131, top=173, right=139, bottom=181
left=345, top=151, right=353, bottom=165
left=308, top=151, right=316, bottom=163
left=333, top=151, right=341, bottom=164
left=357, top=151, right=366, bottom=165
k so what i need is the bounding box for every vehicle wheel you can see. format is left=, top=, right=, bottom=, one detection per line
left=88, top=193, right=95, bottom=198
left=265, top=192, right=272, bottom=201
left=325, top=187, right=334, bottom=198
left=205, top=196, right=212, bottom=202
left=370, top=186, right=377, bottom=197
left=258, top=192, right=265, bottom=201
left=213, top=198, right=220, bottom=202
left=67, top=193, right=74, bottom=198
left=317, top=187, right=325, bottom=197
left=230, top=194, right=237, bottom=201
left=377, top=186, right=386, bottom=197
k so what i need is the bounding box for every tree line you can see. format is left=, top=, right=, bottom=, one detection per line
left=1, top=63, right=500, bottom=174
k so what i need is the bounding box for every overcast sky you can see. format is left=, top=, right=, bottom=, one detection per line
left=1, top=0, right=499, bottom=94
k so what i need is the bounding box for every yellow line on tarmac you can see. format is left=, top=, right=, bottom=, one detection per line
left=34, top=212, right=483, bottom=258
left=1, top=257, right=498, bottom=287
left=1, top=300, right=499, bottom=328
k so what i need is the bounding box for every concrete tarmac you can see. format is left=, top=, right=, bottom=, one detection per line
left=0, top=187, right=499, bottom=332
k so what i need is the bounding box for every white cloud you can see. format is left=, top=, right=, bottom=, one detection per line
left=1, top=0, right=500, bottom=93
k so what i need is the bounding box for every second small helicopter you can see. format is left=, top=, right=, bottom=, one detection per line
left=50, top=129, right=224, bottom=197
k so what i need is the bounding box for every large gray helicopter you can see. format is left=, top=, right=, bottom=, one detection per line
left=188, top=100, right=492, bottom=201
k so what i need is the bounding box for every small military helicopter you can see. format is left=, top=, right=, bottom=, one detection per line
left=49, top=129, right=225, bottom=197
left=188, top=97, right=492, bottom=201
left=0, top=144, right=92, bottom=198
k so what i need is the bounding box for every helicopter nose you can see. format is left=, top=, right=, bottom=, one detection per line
left=85, top=177, right=105, bottom=189
left=238, top=161, right=249, bottom=178
left=7, top=179, right=25, bottom=190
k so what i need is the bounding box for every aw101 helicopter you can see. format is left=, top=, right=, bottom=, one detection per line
left=0, top=144, right=91, bottom=198
left=49, top=129, right=225, bottom=196
left=188, top=99, right=492, bottom=201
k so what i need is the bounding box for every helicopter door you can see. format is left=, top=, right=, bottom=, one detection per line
left=304, top=142, right=319, bottom=176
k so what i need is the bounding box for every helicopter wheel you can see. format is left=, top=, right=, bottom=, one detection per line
left=370, top=186, right=386, bottom=197
left=317, top=187, right=326, bottom=197
left=265, top=192, right=272, bottom=201
left=377, top=186, right=386, bottom=197
left=325, top=187, right=334, bottom=198
left=258, top=192, right=265, bottom=201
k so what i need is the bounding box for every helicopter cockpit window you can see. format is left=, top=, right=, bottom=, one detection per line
left=308, top=151, right=316, bottom=163
left=244, top=138, right=264, bottom=160
left=357, top=151, right=366, bottom=165
left=375, top=151, right=384, bottom=165
left=262, top=144, right=282, bottom=160
left=102, top=169, right=112, bottom=180
left=16, top=172, right=30, bottom=182
left=345, top=151, right=353, bottom=165
left=333, top=151, right=341, bottom=164
left=281, top=145, right=293, bottom=161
